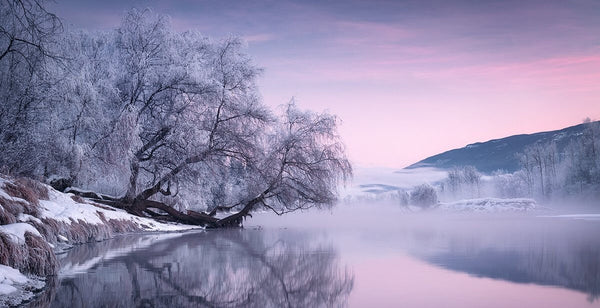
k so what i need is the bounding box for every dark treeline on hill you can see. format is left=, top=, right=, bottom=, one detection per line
left=0, top=1, right=351, bottom=227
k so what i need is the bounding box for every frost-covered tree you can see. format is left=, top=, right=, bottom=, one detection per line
left=491, top=170, right=528, bottom=198
left=0, top=0, right=61, bottom=176
left=216, top=102, right=352, bottom=226
left=444, top=165, right=481, bottom=199
left=50, top=10, right=351, bottom=227
left=509, top=120, right=600, bottom=201
left=0, top=6, right=352, bottom=227
left=564, top=121, right=600, bottom=193
left=519, top=141, right=559, bottom=198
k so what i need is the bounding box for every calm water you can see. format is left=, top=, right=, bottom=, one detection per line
left=25, top=204, right=600, bottom=307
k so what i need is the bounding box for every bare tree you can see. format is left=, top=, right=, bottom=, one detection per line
left=0, top=0, right=61, bottom=64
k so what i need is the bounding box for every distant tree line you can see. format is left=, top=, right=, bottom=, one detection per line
left=515, top=119, right=600, bottom=200
left=0, top=1, right=351, bottom=226
left=434, top=120, right=600, bottom=204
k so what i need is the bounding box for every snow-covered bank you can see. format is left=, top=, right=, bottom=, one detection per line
left=0, top=264, right=45, bottom=306
left=437, top=198, right=537, bottom=212
left=539, top=214, right=600, bottom=221
left=0, top=175, right=199, bottom=306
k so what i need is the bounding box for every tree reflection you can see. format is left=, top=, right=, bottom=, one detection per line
left=29, top=229, right=353, bottom=307
left=399, top=218, right=600, bottom=302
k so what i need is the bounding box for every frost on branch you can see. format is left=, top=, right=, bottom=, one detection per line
left=0, top=6, right=352, bottom=227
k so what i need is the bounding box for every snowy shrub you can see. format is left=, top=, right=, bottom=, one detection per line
left=410, top=184, right=438, bottom=208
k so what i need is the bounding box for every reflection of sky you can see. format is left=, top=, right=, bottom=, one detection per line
left=50, top=0, right=600, bottom=168
left=250, top=206, right=600, bottom=307
left=350, top=255, right=594, bottom=308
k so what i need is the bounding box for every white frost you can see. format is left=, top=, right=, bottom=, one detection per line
left=18, top=213, right=42, bottom=224
left=539, top=214, right=600, bottom=221
left=0, top=264, right=45, bottom=306
left=0, top=265, right=28, bottom=295
left=0, top=223, right=41, bottom=244
left=438, top=198, right=537, bottom=212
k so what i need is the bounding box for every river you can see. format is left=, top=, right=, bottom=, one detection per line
left=23, top=203, right=600, bottom=307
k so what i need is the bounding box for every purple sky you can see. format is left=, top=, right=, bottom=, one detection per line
left=50, top=0, right=600, bottom=168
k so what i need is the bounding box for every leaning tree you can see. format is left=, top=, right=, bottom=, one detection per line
left=0, top=5, right=352, bottom=228
left=83, top=11, right=352, bottom=227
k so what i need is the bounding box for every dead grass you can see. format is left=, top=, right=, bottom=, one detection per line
left=70, top=195, right=86, bottom=204
left=0, top=214, right=141, bottom=277
left=0, top=175, right=151, bottom=277
left=0, top=231, right=57, bottom=276
left=0, top=232, right=22, bottom=268
left=31, top=216, right=141, bottom=246
left=15, top=177, right=49, bottom=200
left=4, top=181, right=42, bottom=207
left=0, top=196, right=32, bottom=225
left=1, top=176, right=48, bottom=218
left=24, top=232, right=57, bottom=276
left=0, top=197, right=19, bottom=225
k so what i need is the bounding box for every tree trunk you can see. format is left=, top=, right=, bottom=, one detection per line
left=69, top=184, right=264, bottom=228
left=125, top=161, right=139, bottom=202
left=213, top=196, right=262, bottom=228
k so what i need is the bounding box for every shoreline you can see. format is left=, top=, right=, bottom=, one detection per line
left=0, top=175, right=199, bottom=306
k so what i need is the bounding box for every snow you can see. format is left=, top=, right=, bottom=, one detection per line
left=539, top=214, right=600, bottom=221
left=0, top=176, right=202, bottom=305
left=0, top=264, right=45, bottom=306
left=39, top=189, right=198, bottom=232
left=0, top=264, right=28, bottom=295
left=0, top=223, right=42, bottom=244
left=0, top=188, right=28, bottom=205
left=18, top=213, right=42, bottom=224
left=0, top=283, right=17, bottom=295
left=438, top=198, right=537, bottom=212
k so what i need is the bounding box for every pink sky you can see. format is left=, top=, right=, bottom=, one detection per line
left=52, top=0, right=600, bottom=168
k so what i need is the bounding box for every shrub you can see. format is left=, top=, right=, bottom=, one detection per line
left=410, top=184, right=438, bottom=208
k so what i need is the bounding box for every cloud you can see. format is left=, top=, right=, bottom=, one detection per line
left=242, top=33, right=276, bottom=43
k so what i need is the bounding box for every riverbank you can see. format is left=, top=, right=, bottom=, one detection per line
left=0, top=175, right=198, bottom=306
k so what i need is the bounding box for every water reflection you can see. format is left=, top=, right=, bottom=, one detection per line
left=22, top=207, right=600, bottom=307
left=251, top=207, right=600, bottom=305
left=410, top=218, right=600, bottom=302
left=29, top=229, right=353, bottom=308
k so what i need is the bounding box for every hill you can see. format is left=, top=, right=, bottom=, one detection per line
left=406, top=122, right=594, bottom=174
